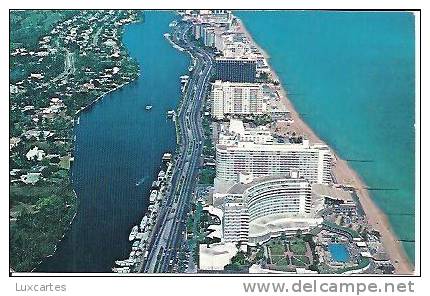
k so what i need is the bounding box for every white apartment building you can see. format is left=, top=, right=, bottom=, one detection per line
left=211, top=80, right=263, bottom=119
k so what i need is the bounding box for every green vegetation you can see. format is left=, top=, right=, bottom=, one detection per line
left=186, top=202, right=224, bottom=266
left=272, top=256, right=290, bottom=267
left=265, top=234, right=314, bottom=271
left=291, top=255, right=310, bottom=267
left=256, top=72, right=270, bottom=82
left=269, top=243, right=285, bottom=257
left=10, top=179, right=77, bottom=271
left=224, top=251, right=251, bottom=272
left=198, top=102, right=215, bottom=185
left=199, top=167, right=216, bottom=185
left=10, top=10, right=140, bottom=271
left=202, top=115, right=215, bottom=158
left=10, top=10, right=79, bottom=50
left=254, top=246, right=265, bottom=262
left=243, top=113, right=272, bottom=126
left=187, top=202, right=205, bottom=263
left=289, top=238, right=307, bottom=255
left=268, top=241, right=290, bottom=270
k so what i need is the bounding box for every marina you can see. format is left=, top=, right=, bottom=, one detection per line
left=164, top=32, right=185, bottom=52
left=128, top=226, right=139, bottom=241
left=112, top=159, right=174, bottom=273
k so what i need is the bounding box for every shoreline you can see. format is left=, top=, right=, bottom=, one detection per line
left=36, top=80, right=138, bottom=272
left=237, top=17, right=413, bottom=274
left=34, top=16, right=142, bottom=273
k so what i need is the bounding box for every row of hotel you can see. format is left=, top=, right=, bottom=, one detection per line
left=172, top=10, right=395, bottom=274
left=185, top=10, right=334, bottom=246
left=179, top=10, right=390, bottom=274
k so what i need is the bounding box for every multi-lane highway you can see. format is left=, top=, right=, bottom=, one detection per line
left=139, top=21, right=213, bottom=273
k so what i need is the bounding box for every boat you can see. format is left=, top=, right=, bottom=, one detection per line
left=167, top=110, right=175, bottom=118
left=180, top=75, right=189, bottom=82
left=135, top=176, right=145, bottom=186
left=145, top=105, right=153, bottom=110
left=131, top=241, right=140, bottom=251
left=112, top=267, right=130, bottom=273
left=149, top=190, right=158, bottom=204
left=162, top=152, right=173, bottom=160
left=157, top=170, right=166, bottom=181
left=164, top=33, right=185, bottom=51
left=188, top=59, right=196, bottom=72
left=115, top=259, right=135, bottom=267
left=128, top=225, right=139, bottom=241
left=140, top=216, right=148, bottom=230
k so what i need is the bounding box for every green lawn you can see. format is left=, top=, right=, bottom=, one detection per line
left=10, top=180, right=77, bottom=271
left=10, top=10, right=78, bottom=50
left=10, top=182, right=63, bottom=206
left=272, top=255, right=290, bottom=266
left=291, top=255, right=310, bottom=267
left=289, top=239, right=307, bottom=255
left=269, top=243, right=285, bottom=257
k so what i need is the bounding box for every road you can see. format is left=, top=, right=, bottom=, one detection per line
left=139, top=21, right=213, bottom=273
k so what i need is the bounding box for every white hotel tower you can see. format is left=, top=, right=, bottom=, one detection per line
left=215, top=120, right=332, bottom=185
left=211, top=80, right=263, bottom=120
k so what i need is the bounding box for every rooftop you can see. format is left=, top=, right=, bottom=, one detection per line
left=312, top=184, right=353, bottom=202
left=227, top=174, right=307, bottom=195
left=249, top=214, right=323, bottom=240
left=199, top=242, right=238, bottom=271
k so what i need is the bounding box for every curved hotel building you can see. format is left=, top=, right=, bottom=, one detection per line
left=214, top=120, right=328, bottom=244
left=222, top=174, right=322, bottom=244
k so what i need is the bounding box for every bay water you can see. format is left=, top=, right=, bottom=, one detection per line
left=39, top=11, right=188, bottom=272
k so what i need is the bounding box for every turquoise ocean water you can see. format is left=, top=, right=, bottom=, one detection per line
left=237, top=11, right=416, bottom=262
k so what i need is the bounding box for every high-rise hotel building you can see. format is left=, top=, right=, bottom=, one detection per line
left=216, top=136, right=332, bottom=185
left=223, top=202, right=249, bottom=243
left=211, top=80, right=264, bottom=120
left=214, top=57, right=256, bottom=83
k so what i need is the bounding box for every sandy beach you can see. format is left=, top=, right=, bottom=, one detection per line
left=237, top=18, right=414, bottom=275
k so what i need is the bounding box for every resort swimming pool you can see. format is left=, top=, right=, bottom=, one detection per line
left=328, top=243, right=350, bottom=262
